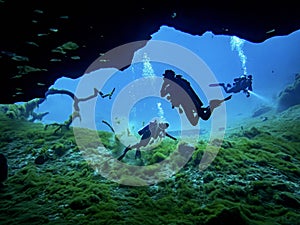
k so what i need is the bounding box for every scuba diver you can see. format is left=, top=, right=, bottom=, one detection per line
left=160, top=70, right=232, bottom=126
left=209, top=75, right=253, bottom=97
left=117, top=119, right=177, bottom=160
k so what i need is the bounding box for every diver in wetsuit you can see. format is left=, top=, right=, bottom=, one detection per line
left=160, top=70, right=232, bottom=126
left=117, top=120, right=176, bottom=160
left=210, top=75, right=253, bottom=97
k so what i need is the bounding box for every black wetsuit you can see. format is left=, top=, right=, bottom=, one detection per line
left=163, top=72, right=212, bottom=120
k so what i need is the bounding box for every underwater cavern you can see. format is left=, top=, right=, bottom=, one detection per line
left=1, top=1, right=300, bottom=225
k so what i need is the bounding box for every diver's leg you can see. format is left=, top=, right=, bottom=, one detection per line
left=117, top=145, right=132, bottom=160
left=222, top=84, right=232, bottom=93
left=244, top=90, right=250, bottom=97
left=129, top=134, right=151, bottom=159
left=198, top=107, right=211, bottom=121
left=135, top=149, right=141, bottom=159
left=209, top=82, right=231, bottom=93
left=184, top=108, right=199, bottom=126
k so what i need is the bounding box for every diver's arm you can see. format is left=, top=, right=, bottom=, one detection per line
left=166, top=132, right=177, bottom=141
left=248, top=84, right=253, bottom=91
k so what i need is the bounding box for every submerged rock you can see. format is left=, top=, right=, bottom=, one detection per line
left=34, top=154, right=48, bottom=165
left=206, top=207, right=246, bottom=225
left=252, top=106, right=272, bottom=117
left=242, top=127, right=262, bottom=139
left=277, top=73, right=300, bottom=112
left=0, top=153, right=8, bottom=186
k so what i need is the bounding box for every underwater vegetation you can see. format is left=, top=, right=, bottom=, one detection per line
left=0, top=102, right=300, bottom=224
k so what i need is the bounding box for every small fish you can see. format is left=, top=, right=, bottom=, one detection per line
left=1, top=50, right=16, bottom=57
left=49, top=28, right=58, bottom=32
left=37, top=33, right=49, bottom=37
left=218, top=127, right=225, bottom=131
left=34, top=9, right=44, bottom=14
left=59, top=16, right=69, bottom=19
left=11, top=75, right=22, bottom=79
left=70, top=56, right=80, bottom=60
left=50, top=58, right=62, bottom=62
left=99, top=59, right=109, bottom=62
left=26, top=41, right=39, bottom=47
left=266, top=29, right=275, bottom=34
left=11, top=55, right=29, bottom=62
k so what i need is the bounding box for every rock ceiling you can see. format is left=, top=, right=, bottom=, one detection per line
left=1, top=0, right=300, bottom=103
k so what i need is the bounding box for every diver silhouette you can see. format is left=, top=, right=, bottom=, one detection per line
left=117, top=119, right=176, bottom=160
left=160, top=70, right=232, bottom=126
left=209, top=75, right=253, bottom=97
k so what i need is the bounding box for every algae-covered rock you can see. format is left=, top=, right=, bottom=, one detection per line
left=243, top=127, right=261, bottom=139
left=69, top=195, right=96, bottom=210
left=276, top=192, right=300, bottom=208
left=151, top=152, right=167, bottom=163
left=52, top=143, right=68, bottom=157
left=1, top=98, right=45, bottom=121
left=34, top=154, right=48, bottom=165
left=205, top=207, right=246, bottom=225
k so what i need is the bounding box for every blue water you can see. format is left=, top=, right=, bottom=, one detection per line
left=34, top=25, right=300, bottom=135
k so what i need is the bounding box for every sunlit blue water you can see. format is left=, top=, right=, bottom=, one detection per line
left=33, top=25, right=300, bottom=136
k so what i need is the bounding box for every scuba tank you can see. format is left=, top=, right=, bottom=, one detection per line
left=138, top=125, right=150, bottom=135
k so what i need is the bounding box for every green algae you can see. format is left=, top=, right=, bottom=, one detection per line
left=0, top=106, right=300, bottom=225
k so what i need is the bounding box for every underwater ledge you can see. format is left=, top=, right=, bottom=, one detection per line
left=0, top=104, right=300, bottom=224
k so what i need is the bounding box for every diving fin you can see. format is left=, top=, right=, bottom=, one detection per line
left=223, top=95, right=232, bottom=102
left=117, top=145, right=131, bottom=160
left=209, top=95, right=232, bottom=111
left=209, top=83, right=224, bottom=87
